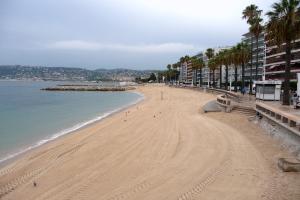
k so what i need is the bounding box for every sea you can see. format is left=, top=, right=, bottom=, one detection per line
left=0, top=80, right=143, bottom=164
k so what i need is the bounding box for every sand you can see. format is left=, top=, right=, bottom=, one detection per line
left=0, top=85, right=299, bottom=200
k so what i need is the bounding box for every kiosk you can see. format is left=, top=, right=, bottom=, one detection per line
left=255, top=80, right=282, bottom=101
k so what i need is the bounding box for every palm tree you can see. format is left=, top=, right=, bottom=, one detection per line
left=214, top=53, right=222, bottom=88
left=166, top=64, right=172, bottom=82
left=205, top=48, right=214, bottom=59
left=243, top=4, right=262, bottom=94
left=190, top=57, right=198, bottom=86
left=266, top=0, right=300, bottom=105
left=205, top=48, right=215, bottom=86
left=198, top=58, right=205, bottom=87
left=222, top=49, right=231, bottom=90
left=229, top=46, right=239, bottom=92
left=236, top=42, right=251, bottom=91
left=172, top=62, right=180, bottom=84
left=216, top=50, right=230, bottom=89
left=190, top=57, right=205, bottom=87
left=167, top=64, right=172, bottom=71
left=208, top=57, right=217, bottom=88
left=251, top=15, right=263, bottom=81
left=179, top=56, right=185, bottom=64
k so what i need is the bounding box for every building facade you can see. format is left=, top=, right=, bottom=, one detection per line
left=264, top=38, right=300, bottom=81
left=175, top=47, right=234, bottom=87
left=179, top=61, right=187, bottom=83
left=186, top=60, right=193, bottom=84
left=196, top=47, right=232, bottom=87
left=242, top=32, right=265, bottom=83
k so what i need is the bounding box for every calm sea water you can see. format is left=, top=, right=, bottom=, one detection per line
left=0, top=81, right=142, bottom=163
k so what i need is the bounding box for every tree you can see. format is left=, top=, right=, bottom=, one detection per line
left=166, top=64, right=172, bottom=82
left=214, top=53, right=221, bottom=88
left=180, top=55, right=190, bottom=63
left=208, top=58, right=217, bottom=88
left=205, top=48, right=215, bottom=86
left=148, top=73, right=157, bottom=82
left=198, top=58, right=205, bottom=87
left=172, top=62, right=180, bottom=83
left=251, top=15, right=263, bottom=82
left=190, top=57, right=198, bottom=86
left=166, top=64, right=171, bottom=71
left=205, top=48, right=214, bottom=59
left=215, top=51, right=229, bottom=89
left=221, top=49, right=231, bottom=90
left=229, top=46, right=240, bottom=92
left=236, top=42, right=250, bottom=91
left=243, top=4, right=263, bottom=94
left=190, top=57, right=205, bottom=86
left=266, top=0, right=300, bottom=105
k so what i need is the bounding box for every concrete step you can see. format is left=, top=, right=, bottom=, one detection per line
left=231, top=106, right=256, bottom=116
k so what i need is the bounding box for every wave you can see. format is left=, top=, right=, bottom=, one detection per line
left=0, top=92, right=144, bottom=164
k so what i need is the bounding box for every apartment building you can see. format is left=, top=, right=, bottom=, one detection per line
left=186, top=60, right=193, bottom=84
left=196, top=47, right=232, bottom=87
left=264, top=38, right=300, bottom=81
left=242, top=31, right=265, bottom=83
left=179, top=61, right=188, bottom=83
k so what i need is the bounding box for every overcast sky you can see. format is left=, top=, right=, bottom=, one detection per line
left=0, top=0, right=275, bottom=70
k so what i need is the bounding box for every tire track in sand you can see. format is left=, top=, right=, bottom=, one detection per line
left=0, top=144, right=83, bottom=199
left=176, top=118, right=234, bottom=200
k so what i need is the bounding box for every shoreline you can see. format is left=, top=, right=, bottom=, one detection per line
left=1, top=85, right=299, bottom=200
left=0, top=90, right=145, bottom=168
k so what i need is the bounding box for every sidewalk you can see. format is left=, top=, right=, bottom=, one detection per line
left=263, top=101, right=300, bottom=117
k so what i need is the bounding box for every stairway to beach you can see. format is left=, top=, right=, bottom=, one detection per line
left=231, top=105, right=256, bottom=117
left=229, top=93, right=256, bottom=117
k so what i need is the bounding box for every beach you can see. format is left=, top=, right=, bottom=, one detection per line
left=0, top=85, right=299, bottom=200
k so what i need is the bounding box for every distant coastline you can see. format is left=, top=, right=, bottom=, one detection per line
left=0, top=65, right=159, bottom=82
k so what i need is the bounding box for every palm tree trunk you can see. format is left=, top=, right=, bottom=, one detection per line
left=234, top=66, right=238, bottom=92
left=213, top=69, right=215, bottom=88
left=256, top=36, right=259, bottom=80
left=283, top=40, right=292, bottom=105
left=194, top=69, right=197, bottom=86
left=219, top=65, right=222, bottom=89
left=208, top=70, right=211, bottom=87
left=225, top=65, right=228, bottom=90
left=250, top=36, right=253, bottom=95
left=242, top=62, right=245, bottom=90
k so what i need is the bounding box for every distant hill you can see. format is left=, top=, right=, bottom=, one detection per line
left=0, top=65, right=160, bottom=81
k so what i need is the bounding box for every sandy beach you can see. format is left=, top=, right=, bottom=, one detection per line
left=0, top=85, right=299, bottom=200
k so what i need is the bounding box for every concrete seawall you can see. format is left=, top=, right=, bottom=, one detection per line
left=254, top=116, right=300, bottom=159
left=41, top=85, right=135, bottom=92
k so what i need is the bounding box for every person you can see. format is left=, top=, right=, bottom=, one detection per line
left=294, top=94, right=300, bottom=109
left=292, top=92, right=298, bottom=107
left=241, top=87, right=245, bottom=96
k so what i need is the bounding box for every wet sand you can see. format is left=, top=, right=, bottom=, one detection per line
left=0, top=85, right=299, bottom=200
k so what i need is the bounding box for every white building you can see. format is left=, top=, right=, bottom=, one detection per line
left=179, top=61, right=188, bottom=83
